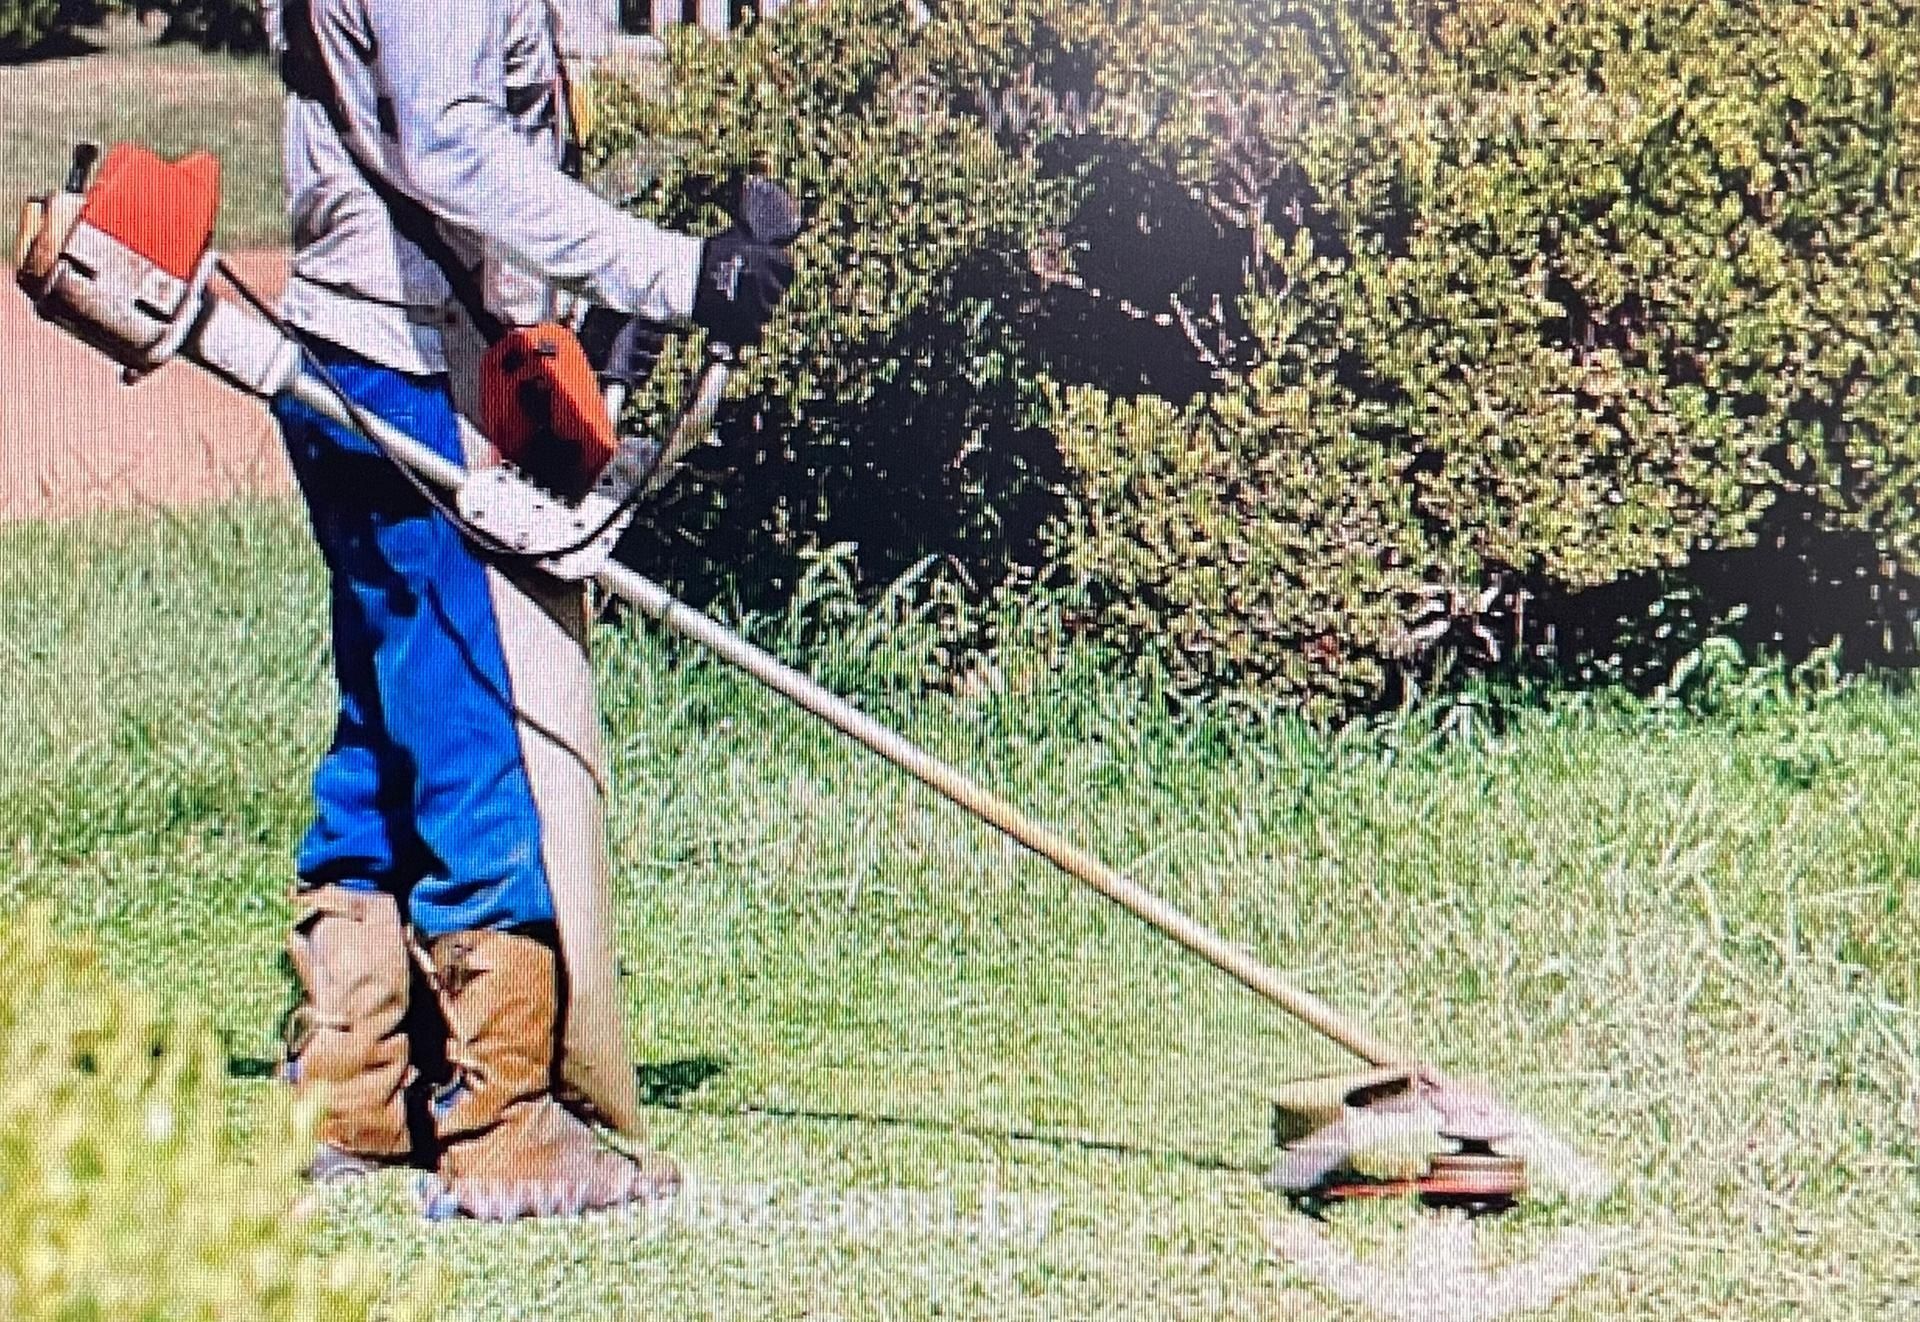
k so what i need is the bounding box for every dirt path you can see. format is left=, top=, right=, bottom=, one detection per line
left=2, top=249, right=293, bottom=523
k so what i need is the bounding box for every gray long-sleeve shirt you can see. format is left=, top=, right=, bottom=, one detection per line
left=265, top=0, right=701, bottom=376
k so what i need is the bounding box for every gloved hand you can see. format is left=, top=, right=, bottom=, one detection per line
left=691, top=225, right=795, bottom=352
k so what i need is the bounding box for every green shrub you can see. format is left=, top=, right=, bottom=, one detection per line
left=1031, top=0, right=1920, bottom=705
left=0, top=0, right=60, bottom=55
left=0, top=909, right=421, bottom=1321
left=0, top=0, right=109, bottom=57
left=149, top=0, right=264, bottom=51
left=596, top=0, right=1920, bottom=709
left=590, top=0, right=1070, bottom=600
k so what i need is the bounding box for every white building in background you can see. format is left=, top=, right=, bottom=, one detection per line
left=557, top=0, right=803, bottom=46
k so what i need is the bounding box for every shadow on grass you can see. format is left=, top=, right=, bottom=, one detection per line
left=639, top=1054, right=730, bottom=1107
left=232, top=1049, right=1239, bottom=1174
left=636, top=1050, right=1242, bottom=1172
left=732, top=1100, right=1251, bottom=1175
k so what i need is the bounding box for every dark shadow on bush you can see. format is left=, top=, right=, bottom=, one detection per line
left=1019, top=133, right=1282, bottom=404
left=148, top=0, right=265, bottom=52
left=1691, top=497, right=1919, bottom=673
left=0, top=0, right=124, bottom=61
left=742, top=1099, right=1246, bottom=1174
left=1029, top=135, right=1236, bottom=402
left=1521, top=490, right=1920, bottom=694
left=614, top=249, right=1066, bottom=610
left=0, top=28, right=100, bottom=62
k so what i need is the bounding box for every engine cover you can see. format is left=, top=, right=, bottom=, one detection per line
left=16, top=144, right=222, bottom=376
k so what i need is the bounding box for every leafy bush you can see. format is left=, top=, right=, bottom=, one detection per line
left=597, top=0, right=1920, bottom=709
left=0, top=909, right=421, bottom=1321
left=0, top=0, right=60, bottom=56
left=1027, top=0, right=1920, bottom=706
left=149, top=0, right=265, bottom=52
left=592, top=0, right=1069, bottom=601
left=0, top=0, right=110, bottom=57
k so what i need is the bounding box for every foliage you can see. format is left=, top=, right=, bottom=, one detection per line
left=7, top=505, right=1920, bottom=1320
left=0, top=0, right=61, bottom=56
left=0, top=907, right=422, bottom=1321
left=1036, top=0, right=1920, bottom=703
left=148, top=0, right=264, bottom=52
left=591, top=0, right=1069, bottom=599
left=0, top=0, right=109, bottom=58
left=594, top=0, right=1920, bottom=709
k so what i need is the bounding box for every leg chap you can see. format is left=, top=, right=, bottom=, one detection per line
left=422, top=928, right=677, bottom=1220
left=283, top=885, right=414, bottom=1166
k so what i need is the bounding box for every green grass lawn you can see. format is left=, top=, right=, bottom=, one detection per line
left=2, top=502, right=1918, bottom=1319
left=1, top=21, right=285, bottom=251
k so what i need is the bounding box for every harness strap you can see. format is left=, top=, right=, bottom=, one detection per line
left=280, top=0, right=511, bottom=344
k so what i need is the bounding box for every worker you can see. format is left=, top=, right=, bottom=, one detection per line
left=261, top=0, right=793, bottom=1220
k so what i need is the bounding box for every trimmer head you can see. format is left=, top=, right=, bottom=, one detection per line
left=1265, top=1066, right=1528, bottom=1209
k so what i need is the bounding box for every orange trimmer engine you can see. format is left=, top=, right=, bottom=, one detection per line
left=479, top=321, right=620, bottom=500
left=15, top=142, right=222, bottom=376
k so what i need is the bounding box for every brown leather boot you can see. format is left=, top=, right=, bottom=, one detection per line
left=421, top=928, right=680, bottom=1221
left=283, top=885, right=416, bottom=1179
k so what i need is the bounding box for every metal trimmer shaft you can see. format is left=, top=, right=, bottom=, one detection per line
left=279, top=371, right=1411, bottom=1071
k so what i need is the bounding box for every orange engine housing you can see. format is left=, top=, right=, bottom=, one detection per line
left=79, top=143, right=221, bottom=283
left=15, top=142, right=225, bottom=375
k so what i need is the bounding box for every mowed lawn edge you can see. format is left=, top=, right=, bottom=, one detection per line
left=1, top=503, right=1916, bottom=1318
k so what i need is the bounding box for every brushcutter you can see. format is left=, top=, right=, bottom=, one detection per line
left=16, top=142, right=1587, bottom=1208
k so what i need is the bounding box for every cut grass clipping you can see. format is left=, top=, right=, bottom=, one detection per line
left=1, top=501, right=1917, bottom=1318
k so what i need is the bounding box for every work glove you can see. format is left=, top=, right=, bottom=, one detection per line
left=690, top=224, right=795, bottom=352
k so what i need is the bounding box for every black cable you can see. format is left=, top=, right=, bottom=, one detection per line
left=215, top=258, right=515, bottom=550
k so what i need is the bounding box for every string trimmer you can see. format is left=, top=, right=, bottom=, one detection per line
left=16, top=142, right=1574, bottom=1208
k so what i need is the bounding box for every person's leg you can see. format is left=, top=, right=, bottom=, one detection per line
left=281, top=883, right=413, bottom=1178
left=277, top=344, right=563, bottom=934
left=281, top=343, right=670, bottom=1216
left=274, top=357, right=435, bottom=1174
left=444, top=558, right=644, bottom=1136
left=441, top=325, right=641, bottom=1132
left=420, top=926, right=676, bottom=1220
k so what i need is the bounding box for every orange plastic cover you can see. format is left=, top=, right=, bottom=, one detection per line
left=480, top=322, right=619, bottom=498
left=78, top=144, right=221, bottom=283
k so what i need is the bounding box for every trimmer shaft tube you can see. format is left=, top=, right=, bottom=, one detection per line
left=287, top=368, right=1408, bottom=1068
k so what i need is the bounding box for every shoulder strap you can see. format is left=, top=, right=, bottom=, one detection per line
left=542, top=0, right=588, bottom=179
left=278, top=0, right=508, bottom=345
